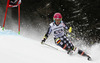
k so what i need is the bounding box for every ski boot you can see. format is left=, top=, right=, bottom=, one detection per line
left=87, top=55, right=92, bottom=61
left=67, top=50, right=73, bottom=55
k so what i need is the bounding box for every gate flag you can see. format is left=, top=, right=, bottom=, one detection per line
left=8, top=0, right=21, bottom=7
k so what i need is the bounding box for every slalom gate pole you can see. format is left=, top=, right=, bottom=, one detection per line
left=18, top=5, right=20, bottom=34
left=44, top=43, right=58, bottom=50
left=2, top=0, right=10, bottom=30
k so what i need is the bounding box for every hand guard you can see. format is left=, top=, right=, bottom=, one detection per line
left=41, top=36, right=47, bottom=44
left=68, top=27, right=72, bottom=33
left=41, top=39, right=46, bottom=44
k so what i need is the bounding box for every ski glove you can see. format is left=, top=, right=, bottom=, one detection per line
left=41, top=39, right=46, bottom=44
left=41, top=36, right=47, bottom=44
left=68, top=27, right=72, bottom=33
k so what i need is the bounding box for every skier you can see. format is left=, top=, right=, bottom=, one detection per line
left=41, top=13, right=92, bottom=60
left=9, top=0, right=21, bottom=7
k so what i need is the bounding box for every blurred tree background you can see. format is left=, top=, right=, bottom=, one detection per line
left=0, top=0, right=100, bottom=45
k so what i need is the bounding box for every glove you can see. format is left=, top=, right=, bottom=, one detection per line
left=41, top=39, right=46, bottom=44
left=68, top=27, right=72, bottom=33
left=41, top=36, right=47, bottom=44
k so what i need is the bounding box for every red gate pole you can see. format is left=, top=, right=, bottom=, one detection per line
left=2, top=0, right=10, bottom=30
left=18, top=4, right=20, bottom=34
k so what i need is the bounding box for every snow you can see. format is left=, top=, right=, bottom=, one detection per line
left=0, top=27, right=100, bottom=63
left=96, top=27, right=100, bottom=30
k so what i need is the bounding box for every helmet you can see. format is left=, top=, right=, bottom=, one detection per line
left=53, top=13, right=62, bottom=21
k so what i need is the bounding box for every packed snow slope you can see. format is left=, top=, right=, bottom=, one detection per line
left=0, top=28, right=100, bottom=63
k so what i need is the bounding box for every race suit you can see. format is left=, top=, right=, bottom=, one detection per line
left=43, top=21, right=91, bottom=58
left=44, top=21, right=74, bottom=51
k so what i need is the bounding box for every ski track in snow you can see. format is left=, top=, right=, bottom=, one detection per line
left=0, top=28, right=100, bottom=63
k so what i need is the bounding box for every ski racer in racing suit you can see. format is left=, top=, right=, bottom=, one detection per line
left=41, top=13, right=91, bottom=60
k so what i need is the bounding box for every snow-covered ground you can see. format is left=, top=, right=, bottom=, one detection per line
left=0, top=27, right=100, bottom=63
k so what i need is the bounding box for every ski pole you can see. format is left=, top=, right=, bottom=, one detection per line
left=43, top=43, right=69, bottom=53
left=44, top=43, right=58, bottom=50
